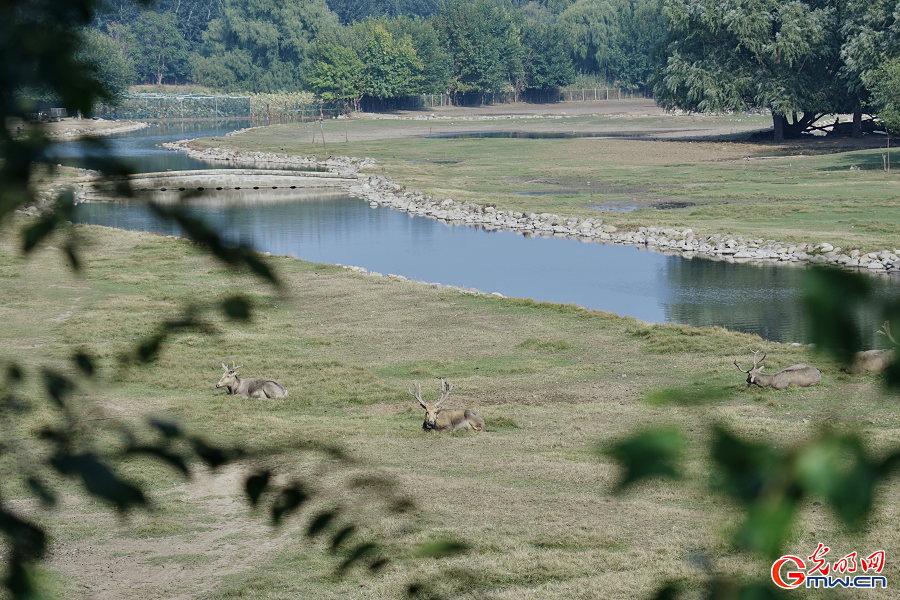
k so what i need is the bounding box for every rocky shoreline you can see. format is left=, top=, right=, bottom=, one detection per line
left=161, top=139, right=900, bottom=276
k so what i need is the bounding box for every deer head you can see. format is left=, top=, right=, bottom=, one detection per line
left=409, top=378, right=454, bottom=431
left=216, top=361, right=243, bottom=390
left=734, top=350, right=766, bottom=385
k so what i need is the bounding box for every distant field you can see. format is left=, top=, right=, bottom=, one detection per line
left=188, top=100, right=900, bottom=253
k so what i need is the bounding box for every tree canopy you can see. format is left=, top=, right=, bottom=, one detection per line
left=79, top=0, right=667, bottom=99
left=433, top=0, right=523, bottom=94
left=560, top=0, right=664, bottom=86
left=653, top=0, right=864, bottom=140
left=191, top=0, right=339, bottom=92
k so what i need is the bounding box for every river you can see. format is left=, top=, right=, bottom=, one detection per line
left=65, top=120, right=898, bottom=345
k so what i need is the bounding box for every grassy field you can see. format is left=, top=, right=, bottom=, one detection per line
left=186, top=104, right=900, bottom=253
left=3, top=103, right=900, bottom=599
left=2, top=206, right=899, bottom=599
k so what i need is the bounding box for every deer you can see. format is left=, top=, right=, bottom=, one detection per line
left=733, top=351, right=821, bottom=389
left=409, top=379, right=485, bottom=433
left=216, top=361, right=288, bottom=399
left=846, top=321, right=896, bottom=374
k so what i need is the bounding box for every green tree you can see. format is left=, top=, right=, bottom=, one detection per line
left=92, top=0, right=223, bottom=52
left=379, top=16, right=452, bottom=94
left=434, top=0, right=523, bottom=94
left=325, top=0, right=440, bottom=24
left=560, top=0, right=665, bottom=86
left=305, top=40, right=365, bottom=107
left=76, top=28, right=136, bottom=101
left=520, top=22, right=575, bottom=90
left=654, top=0, right=856, bottom=141
left=191, top=0, right=339, bottom=92
left=867, top=57, right=900, bottom=134
left=360, top=23, right=423, bottom=98
left=842, top=0, right=900, bottom=134
left=126, top=11, right=191, bottom=85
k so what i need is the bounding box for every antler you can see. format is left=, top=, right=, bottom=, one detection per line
left=408, top=381, right=427, bottom=408
left=222, top=363, right=228, bottom=371
left=734, top=350, right=766, bottom=373
left=733, top=359, right=750, bottom=374
left=231, top=360, right=243, bottom=371
left=435, top=378, right=454, bottom=408
left=751, top=350, right=766, bottom=369
left=878, top=321, right=897, bottom=345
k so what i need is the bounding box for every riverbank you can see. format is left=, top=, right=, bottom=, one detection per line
left=165, top=134, right=900, bottom=275
left=42, top=117, right=148, bottom=139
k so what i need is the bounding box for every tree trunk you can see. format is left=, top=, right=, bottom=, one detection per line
left=853, top=106, right=862, bottom=139
left=773, top=114, right=785, bottom=142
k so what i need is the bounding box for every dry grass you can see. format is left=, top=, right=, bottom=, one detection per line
left=1, top=213, right=898, bottom=599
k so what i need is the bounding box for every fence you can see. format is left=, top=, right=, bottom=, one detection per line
left=94, top=86, right=654, bottom=120
left=558, top=86, right=653, bottom=102
left=357, top=86, right=653, bottom=112
left=94, top=93, right=252, bottom=120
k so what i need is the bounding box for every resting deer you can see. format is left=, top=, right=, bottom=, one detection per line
left=216, top=361, right=289, bottom=399
left=846, top=321, right=896, bottom=374
left=409, top=379, right=485, bottom=432
left=733, top=351, right=821, bottom=389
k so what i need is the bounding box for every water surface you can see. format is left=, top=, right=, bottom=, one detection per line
left=50, top=120, right=256, bottom=173
left=72, top=193, right=899, bottom=344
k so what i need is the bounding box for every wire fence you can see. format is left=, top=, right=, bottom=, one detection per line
left=94, top=93, right=252, bottom=120
left=93, top=86, right=654, bottom=120
left=358, top=86, right=653, bottom=111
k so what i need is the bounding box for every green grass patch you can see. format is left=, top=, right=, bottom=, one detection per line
left=517, top=337, right=573, bottom=353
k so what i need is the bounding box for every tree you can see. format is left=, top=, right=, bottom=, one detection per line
left=76, top=28, right=136, bottom=101
left=359, top=23, right=423, bottom=98
left=520, top=22, right=575, bottom=91
left=305, top=40, right=365, bottom=108
left=379, top=16, right=452, bottom=94
left=92, top=0, right=223, bottom=52
left=434, top=0, right=523, bottom=94
left=559, top=0, right=663, bottom=86
left=126, top=11, right=191, bottom=85
left=191, top=0, right=339, bottom=92
left=867, top=57, right=900, bottom=134
left=653, top=0, right=854, bottom=140
left=325, top=0, right=441, bottom=24
left=842, top=0, right=900, bottom=135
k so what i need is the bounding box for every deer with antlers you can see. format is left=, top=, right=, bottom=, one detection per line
left=846, top=321, right=897, bottom=374
left=216, top=361, right=289, bottom=399
left=733, top=351, right=821, bottom=389
left=409, top=379, right=485, bottom=432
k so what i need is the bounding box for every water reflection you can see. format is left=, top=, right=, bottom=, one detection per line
left=72, top=192, right=899, bottom=344
left=50, top=120, right=255, bottom=173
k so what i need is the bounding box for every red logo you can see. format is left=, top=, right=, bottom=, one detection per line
left=771, top=555, right=807, bottom=589
left=772, top=545, right=886, bottom=590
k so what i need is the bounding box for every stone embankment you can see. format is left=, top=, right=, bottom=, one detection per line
left=348, top=175, right=900, bottom=275
left=164, top=141, right=900, bottom=275
left=161, top=138, right=374, bottom=177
